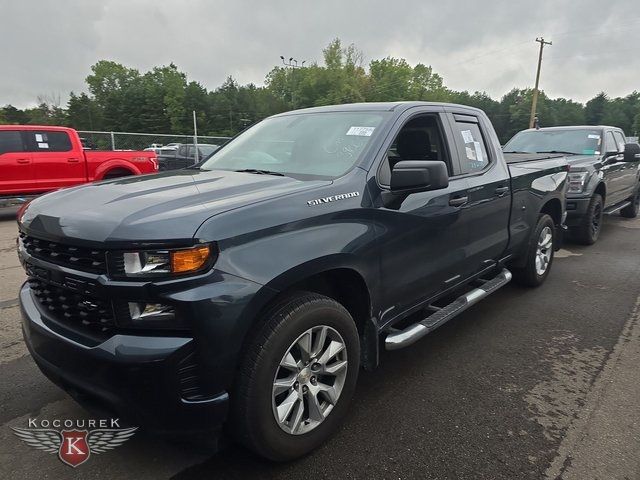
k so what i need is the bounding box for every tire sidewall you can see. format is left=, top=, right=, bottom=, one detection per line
left=241, top=297, right=360, bottom=460
left=587, top=194, right=604, bottom=243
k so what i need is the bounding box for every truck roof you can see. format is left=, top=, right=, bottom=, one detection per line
left=272, top=101, right=485, bottom=117
left=520, top=125, right=620, bottom=132
left=0, top=125, right=74, bottom=132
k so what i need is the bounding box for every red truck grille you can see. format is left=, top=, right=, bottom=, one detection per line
left=20, top=232, right=107, bottom=274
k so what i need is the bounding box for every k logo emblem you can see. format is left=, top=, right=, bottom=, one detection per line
left=12, top=420, right=136, bottom=468
left=59, top=430, right=90, bottom=468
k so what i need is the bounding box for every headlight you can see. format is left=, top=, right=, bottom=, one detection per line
left=119, top=245, right=213, bottom=278
left=567, top=171, right=590, bottom=194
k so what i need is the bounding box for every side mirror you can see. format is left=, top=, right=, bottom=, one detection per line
left=623, top=143, right=640, bottom=162
left=390, top=160, right=449, bottom=194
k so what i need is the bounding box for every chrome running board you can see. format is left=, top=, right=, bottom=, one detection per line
left=385, top=269, right=512, bottom=350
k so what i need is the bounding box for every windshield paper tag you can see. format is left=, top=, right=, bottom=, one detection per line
left=346, top=126, right=375, bottom=136
left=588, top=134, right=600, bottom=139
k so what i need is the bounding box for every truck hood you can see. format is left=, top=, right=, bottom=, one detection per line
left=20, top=169, right=331, bottom=245
left=565, top=154, right=602, bottom=169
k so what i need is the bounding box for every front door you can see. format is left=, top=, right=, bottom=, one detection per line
left=601, top=130, right=627, bottom=206
left=372, top=110, right=472, bottom=320
left=27, top=130, right=85, bottom=190
left=0, top=130, right=33, bottom=194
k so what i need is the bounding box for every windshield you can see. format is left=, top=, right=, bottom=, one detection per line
left=199, top=111, right=389, bottom=179
left=504, top=129, right=603, bottom=155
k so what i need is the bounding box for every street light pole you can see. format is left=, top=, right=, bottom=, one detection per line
left=279, top=55, right=307, bottom=109
left=529, top=37, right=552, bottom=129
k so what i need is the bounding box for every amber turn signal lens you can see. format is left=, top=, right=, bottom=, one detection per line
left=170, top=246, right=211, bottom=274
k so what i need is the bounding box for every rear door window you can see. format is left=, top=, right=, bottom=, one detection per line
left=27, top=131, right=73, bottom=152
left=0, top=131, right=24, bottom=154
left=452, top=120, right=490, bottom=174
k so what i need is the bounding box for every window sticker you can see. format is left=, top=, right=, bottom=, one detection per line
left=38, top=142, right=49, bottom=149
left=473, top=141, right=485, bottom=164
left=461, top=130, right=474, bottom=144
left=465, top=146, right=477, bottom=160
left=346, top=126, right=375, bottom=137
left=588, top=134, right=600, bottom=139
left=35, top=134, right=44, bottom=142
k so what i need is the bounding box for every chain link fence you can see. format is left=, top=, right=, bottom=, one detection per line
left=77, top=130, right=231, bottom=152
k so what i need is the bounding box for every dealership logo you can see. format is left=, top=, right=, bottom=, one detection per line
left=12, top=418, right=136, bottom=468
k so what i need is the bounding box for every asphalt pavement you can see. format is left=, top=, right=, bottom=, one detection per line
left=0, top=205, right=639, bottom=479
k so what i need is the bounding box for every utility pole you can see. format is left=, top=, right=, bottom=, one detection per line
left=529, top=37, right=552, bottom=129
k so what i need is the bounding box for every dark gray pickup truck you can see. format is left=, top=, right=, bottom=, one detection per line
left=505, top=126, right=640, bottom=244
left=18, top=102, right=568, bottom=460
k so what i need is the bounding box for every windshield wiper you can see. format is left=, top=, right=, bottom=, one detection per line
left=234, top=168, right=285, bottom=176
left=536, top=150, right=576, bottom=155
left=503, top=150, right=531, bottom=154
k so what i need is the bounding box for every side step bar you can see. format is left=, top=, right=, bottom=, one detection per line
left=604, top=201, right=631, bottom=215
left=385, top=269, right=513, bottom=350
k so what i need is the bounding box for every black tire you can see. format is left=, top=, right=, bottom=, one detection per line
left=620, top=187, right=640, bottom=218
left=572, top=193, right=603, bottom=245
left=230, top=292, right=360, bottom=461
left=512, top=214, right=555, bottom=287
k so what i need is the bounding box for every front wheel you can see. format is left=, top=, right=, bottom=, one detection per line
left=512, top=214, right=555, bottom=287
left=572, top=193, right=603, bottom=245
left=230, top=292, right=360, bottom=461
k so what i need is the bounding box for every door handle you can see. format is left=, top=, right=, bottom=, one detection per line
left=67, top=158, right=80, bottom=163
left=449, top=196, right=468, bottom=207
left=495, top=186, right=510, bottom=196
left=16, top=158, right=30, bottom=164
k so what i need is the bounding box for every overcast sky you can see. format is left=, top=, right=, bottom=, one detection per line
left=2, top=0, right=639, bottom=108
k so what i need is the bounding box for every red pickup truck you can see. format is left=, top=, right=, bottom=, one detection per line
left=0, top=125, right=158, bottom=206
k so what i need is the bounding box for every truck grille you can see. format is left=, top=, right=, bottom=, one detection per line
left=28, top=278, right=116, bottom=335
left=20, top=232, right=107, bottom=274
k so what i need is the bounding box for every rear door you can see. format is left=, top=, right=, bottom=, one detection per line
left=445, top=111, right=512, bottom=276
left=0, top=130, right=33, bottom=194
left=25, top=129, right=85, bottom=190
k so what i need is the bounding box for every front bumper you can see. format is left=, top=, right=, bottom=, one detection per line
left=20, top=283, right=229, bottom=436
left=565, top=195, right=592, bottom=227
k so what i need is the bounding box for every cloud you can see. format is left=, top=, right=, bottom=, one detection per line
left=1, top=0, right=639, bottom=108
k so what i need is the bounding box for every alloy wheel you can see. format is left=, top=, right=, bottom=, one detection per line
left=272, top=325, right=348, bottom=435
left=535, top=226, right=553, bottom=276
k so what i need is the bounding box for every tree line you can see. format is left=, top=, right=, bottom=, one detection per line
left=1, top=39, right=639, bottom=143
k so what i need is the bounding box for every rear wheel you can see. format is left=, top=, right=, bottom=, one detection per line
left=512, top=214, right=555, bottom=287
left=620, top=187, right=640, bottom=218
left=572, top=193, right=603, bottom=245
left=230, top=292, right=360, bottom=461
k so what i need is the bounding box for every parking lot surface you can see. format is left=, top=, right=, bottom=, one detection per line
left=0, top=206, right=639, bottom=479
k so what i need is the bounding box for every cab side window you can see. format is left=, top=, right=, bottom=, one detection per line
left=27, top=131, right=72, bottom=152
left=613, top=131, right=626, bottom=152
left=452, top=120, right=490, bottom=174
left=379, top=114, right=450, bottom=186
left=604, top=132, right=618, bottom=153
left=0, top=131, right=24, bottom=154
